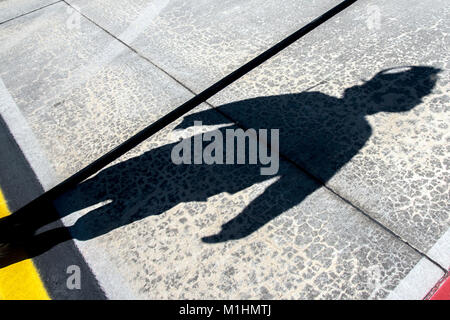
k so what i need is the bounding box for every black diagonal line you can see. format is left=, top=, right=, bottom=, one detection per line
left=0, top=1, right=63, bottom=26
left=13, top=0, right=358, bottom=215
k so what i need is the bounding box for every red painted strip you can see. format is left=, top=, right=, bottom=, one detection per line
left=430, top=274, right=450, bottom=300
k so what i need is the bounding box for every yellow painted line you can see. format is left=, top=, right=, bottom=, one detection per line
left=0, top=189, right=50, bottom=300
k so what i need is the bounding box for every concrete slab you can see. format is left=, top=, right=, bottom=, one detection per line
left=54, top=106, right=427, bottom=299
left=0, top=2, right=194, bottom=184
left=66, top=0, right=340, bottom=92
left=204, top=0, right=449, bottom=259
left=0, top=0, right=445, bottom=299
left=0, top=0, right=58, bottom=24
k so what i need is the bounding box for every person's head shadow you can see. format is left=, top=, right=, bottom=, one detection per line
left=0, top=66, right=440, bottom=267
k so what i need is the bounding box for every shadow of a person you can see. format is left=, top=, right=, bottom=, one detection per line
left=0, top=66, right=440, bottom=267
left=56, top=65, right=440, bottom=243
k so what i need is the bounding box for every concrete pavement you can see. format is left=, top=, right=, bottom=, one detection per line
left=0, top=0, right=448, bottom=299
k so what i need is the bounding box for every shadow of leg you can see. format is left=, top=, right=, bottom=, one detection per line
left=0, top=199, right=73, bottom=268
left=0, top=226, right=72, bottom=268
left=202, top=175, right=319, bottom=243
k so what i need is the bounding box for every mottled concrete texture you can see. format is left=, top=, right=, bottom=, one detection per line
left=207, top=0, right=450, bottom=260
left=66, top=0, right=339, bottom=92
left=0, top=2, right=193, bottom=181
left=55, top=108, right=424, bottom=299
left=0, top=0, right=57, bottom=23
